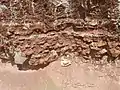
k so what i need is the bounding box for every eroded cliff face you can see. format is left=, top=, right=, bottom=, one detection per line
left=0, top=0, right=119, bottom=70
left=0, top=21, right=120, bottom=70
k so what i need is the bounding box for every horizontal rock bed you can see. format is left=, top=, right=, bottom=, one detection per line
left=0, top=21, right=120, bottom=70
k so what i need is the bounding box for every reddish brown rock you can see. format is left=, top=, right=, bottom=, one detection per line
left=109, top=48, right=120, bottom=57
left=83, top=37, right=93, bottom=43
left=81, top=42, right=89, bottom=49
left=82, top=48, right=90, bottom=55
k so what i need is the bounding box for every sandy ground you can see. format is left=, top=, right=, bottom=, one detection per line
left=0, top=60, right=120, bottom=90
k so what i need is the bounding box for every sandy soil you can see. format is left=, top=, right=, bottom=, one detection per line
left=0, top=59, right=120, bottom=90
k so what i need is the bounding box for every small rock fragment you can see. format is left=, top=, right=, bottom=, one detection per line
left=101, top=55, right=108, bottom=64
left=60, top=55, right=71, bottom=67
left=90, top=42, right=99, bottom=50
left=109, top=48, right=120, bottom=57
left=99, top=49, right=107, bottom=54
left=89, top=19, right=98, bottom=26
left=97, top=41, right=107, bottom=47
left=83, top=37, right=92, bottom=43
left=82, top=48, right=90, bottom=55
left=48, top=50, right=58, bottom=62
left=14, top=50, right=26, bottom=64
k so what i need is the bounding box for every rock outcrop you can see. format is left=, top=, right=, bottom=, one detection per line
left=0, top=0, right=119, bottom=70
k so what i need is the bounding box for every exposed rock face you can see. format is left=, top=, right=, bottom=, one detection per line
left=0, top=20, right=120, bottom=70
left=0, top=0, right=119, bottom=70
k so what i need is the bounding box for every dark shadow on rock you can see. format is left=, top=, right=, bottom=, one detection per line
left=0, top=55, right=15, bottom=66
left=17, top=62, right=50, bottom=71
left=16, top=55, right=50, bottom=71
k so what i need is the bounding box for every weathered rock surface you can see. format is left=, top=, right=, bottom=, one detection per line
left=0, top=0, right=119, bottom=70
left=0, top=20, right=120, bottom=70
